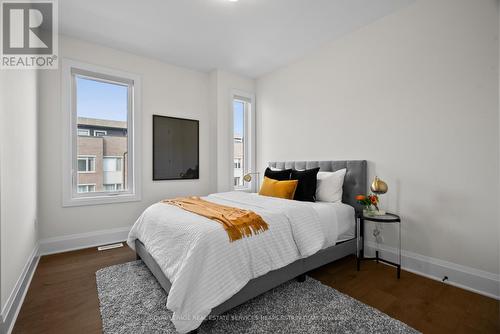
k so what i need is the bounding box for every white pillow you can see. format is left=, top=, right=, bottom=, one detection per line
left=316, top=169, right=346, bottom=202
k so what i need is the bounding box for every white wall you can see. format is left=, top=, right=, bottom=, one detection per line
left=210, top=70, right=255, bottom=192
left=38, top=36, right=213, bottom=239
left=0, top=70, right=38, bottom=311
left=257, top=0, right=499, bottom=275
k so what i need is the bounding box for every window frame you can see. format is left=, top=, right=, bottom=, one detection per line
left=77, top=155, right=96, bottom=173
left=77, top=183, right=96, bottom=193
left=103, top=183, right=123, bottom=191
left=77, top=128, right=90, bottom=136
left=230, top=90, right=256, bottom=192
left=62, top=59, right=142, bottom=207
left=94, top=129, right=107, bottom=137
left=103, top=156, right=123, bottom=172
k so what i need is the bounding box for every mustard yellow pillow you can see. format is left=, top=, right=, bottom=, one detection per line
left=259, top=177, right=298, bottom=200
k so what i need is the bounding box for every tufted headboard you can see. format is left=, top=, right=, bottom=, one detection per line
left=268, top=160, right=367, bottom=212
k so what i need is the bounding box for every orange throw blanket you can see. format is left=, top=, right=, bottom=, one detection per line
left=162, top=196, right=268, bottom=242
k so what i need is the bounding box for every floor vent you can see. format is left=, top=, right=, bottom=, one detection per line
left=97, top=243, right=124, bottom=251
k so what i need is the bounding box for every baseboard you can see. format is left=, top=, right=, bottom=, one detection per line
left=1, top=244, right=40, bottom=334
left=365, top=241, right=500, bottom=300
left=38, top=226, right=130, bottom=256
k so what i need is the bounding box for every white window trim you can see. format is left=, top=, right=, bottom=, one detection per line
left=94, top=129, right=107, bottom=136
left=62, top=59, right=142, bottom=207
left=229, top=90, right=256, bottom=192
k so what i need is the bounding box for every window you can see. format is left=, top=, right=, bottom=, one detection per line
left=77, top=184, right=96, bottom=193
left=103, top=183, right=122, bottom=191
left=62, top=59, right=142, bottom=206
left=234, top=159, right=241, bottom=169
left=78, top=128, right=90, bottom=136
left=77, top=156, right=95, bottom=173
left=103, top=157, right=122, bottom=172
left=232, top=91, right=255, bottom=191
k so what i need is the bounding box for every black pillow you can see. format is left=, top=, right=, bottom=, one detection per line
left=264, top=167, right=292, bottom=181
left=291, top=168, right=320, bottom=202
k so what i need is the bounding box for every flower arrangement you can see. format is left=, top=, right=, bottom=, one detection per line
left=356, top=194, right=379, bottom=212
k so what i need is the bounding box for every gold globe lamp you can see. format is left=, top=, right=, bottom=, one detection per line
left=371, top=176, right=388, bottom=194
left=243, top=172, right=260, bottom=192
left=370, top=176, right=388, bottom=215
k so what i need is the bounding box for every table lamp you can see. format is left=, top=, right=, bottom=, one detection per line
left=243, top=172, right=260, bottom=192
left=370, top=176, right=388, bottom=215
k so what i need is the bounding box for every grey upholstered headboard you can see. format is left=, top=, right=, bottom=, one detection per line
left=268, top=160, right=367, bottom=212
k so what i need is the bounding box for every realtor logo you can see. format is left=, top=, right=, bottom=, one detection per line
left=1, top=0, right=58, bottom=69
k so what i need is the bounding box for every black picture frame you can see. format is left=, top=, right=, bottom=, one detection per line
left=152, top=115, right=199, bottom=180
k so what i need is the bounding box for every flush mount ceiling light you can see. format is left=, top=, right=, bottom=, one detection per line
left=228, top=0, right=239, bottom=2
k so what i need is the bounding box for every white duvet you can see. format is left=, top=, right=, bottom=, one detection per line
left=127, top=191, right=335, bottom=333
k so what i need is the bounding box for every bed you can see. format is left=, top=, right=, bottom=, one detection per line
left=128, top=160, right=367, bottom=333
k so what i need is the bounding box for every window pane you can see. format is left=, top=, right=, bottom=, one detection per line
left=76, top=76, right=128, bottom=193
left=78, top=128, right=89, bottom=136
left=77, top=184, right=96, bottom=193
left=89, top=157, right=95, bottom=172
left=104, top=184, right=114, bottom=191
left=233, top=100, right=245, bottom=188
left=78, top=159, right=86, bottom=172
left=103, top=157, right=115, bottom=172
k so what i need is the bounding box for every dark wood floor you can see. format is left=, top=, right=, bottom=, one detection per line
left=13, top=245, right=499, bottom=334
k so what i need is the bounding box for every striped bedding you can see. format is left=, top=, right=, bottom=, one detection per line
left=127, top=191, right=330, bottom=333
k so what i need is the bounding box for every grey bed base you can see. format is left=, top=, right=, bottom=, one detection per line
left=135, top=160, right=366, bottom=328
left=135, top=238, right=356, bottom=316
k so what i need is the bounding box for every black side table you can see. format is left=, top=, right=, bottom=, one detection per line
left=356, top=212, right=401, bottom=278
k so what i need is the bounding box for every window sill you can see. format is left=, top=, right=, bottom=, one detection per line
left=62, top=192, right=141, bottom=207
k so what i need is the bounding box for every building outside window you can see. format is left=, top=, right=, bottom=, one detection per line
left=75, top=115, right=128, bottom=194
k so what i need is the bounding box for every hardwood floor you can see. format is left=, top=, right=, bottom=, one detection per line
left=13, top=246, right=499, bottom=334
left=13, top=246, right=136, bottom=334
left=309, top=259, right=500, bottom=334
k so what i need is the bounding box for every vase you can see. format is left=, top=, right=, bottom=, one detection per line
left=363, top=206, right=377, bottom=216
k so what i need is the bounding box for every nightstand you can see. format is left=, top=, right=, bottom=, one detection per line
left=356, top=212, right=401, bottom=278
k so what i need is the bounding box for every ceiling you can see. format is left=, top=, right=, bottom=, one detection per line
left=60, top=0, right=413, bottom=78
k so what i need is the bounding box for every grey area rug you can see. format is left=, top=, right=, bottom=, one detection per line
left=96, top=261, right=418, bottom=334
